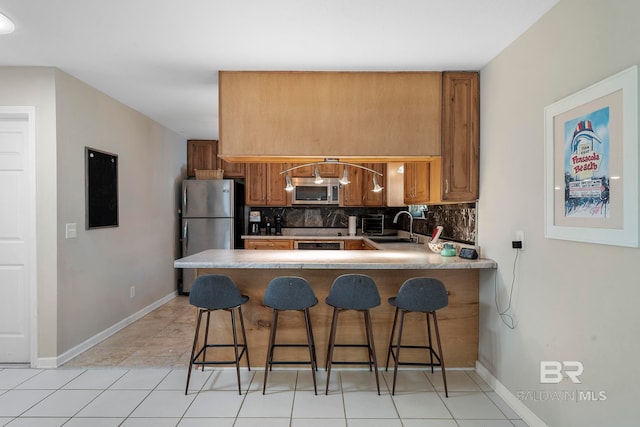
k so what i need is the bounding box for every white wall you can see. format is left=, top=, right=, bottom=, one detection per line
left=54, top=70, right=186, bottom=355
left=478, top=1, right=640, bottom=426
left=0, top=67, right=59, bottom=358
left=0, top=66, right=186, bottom=361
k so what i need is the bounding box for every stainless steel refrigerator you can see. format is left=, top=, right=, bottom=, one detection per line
left=180, top=179, right=245, bottom=293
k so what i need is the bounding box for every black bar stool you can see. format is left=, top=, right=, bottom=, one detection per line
left=385, top=277, right=449, bottom=397
left=186, top=274, right=250, bottom=395
left=325, top=274, right=381, bottom=395
left=262, top=276, right=319, bottom=394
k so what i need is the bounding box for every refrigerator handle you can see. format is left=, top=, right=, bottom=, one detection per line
left=182, top=185, right=188, bottom=216
left=183, top=220, right=188, bottom=251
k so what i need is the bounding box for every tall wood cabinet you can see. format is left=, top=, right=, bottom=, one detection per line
left=245, top=163, right=289, bottom=206
left=441, top=72, right=479, bottom=201
left=187, top=139, right=218, bottom=177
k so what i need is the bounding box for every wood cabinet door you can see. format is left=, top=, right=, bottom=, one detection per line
left=266, top=163, right=289, bottom=206
left=341, top=164, right=364, bottom=206
left=341, top=163, right=386, bottom=207
left=245, top=163, right=267, bottom=205
left=362, top=163, right=386, bottom=206
left=187, top=140, right=218, bottom=177
left=221, top=160, right=245, bottom=178
left=290, top=162, right=340, bottom=178
left=246, top=163, right=290, bottom=206
left=441, top=72, right=479, bottom=201
left=344, top=240, right=364, bottom=250
left=403, top=162, right=429, bottom=204
left=245, top=239, right=293, bottom=249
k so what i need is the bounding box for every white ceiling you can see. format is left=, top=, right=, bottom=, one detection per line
left=0, top=0, right=559, bottom=140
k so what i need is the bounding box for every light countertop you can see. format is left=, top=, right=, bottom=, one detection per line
left=174, top=244, right=496, bottom=270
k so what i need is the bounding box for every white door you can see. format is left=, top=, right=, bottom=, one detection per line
left=0, top=116, right=33, bottom=363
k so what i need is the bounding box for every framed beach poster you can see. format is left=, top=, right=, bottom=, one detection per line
left=544, top=65, right=638, bottom=247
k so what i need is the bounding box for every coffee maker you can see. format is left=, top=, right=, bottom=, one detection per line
left=249, top=210, right=261, bottom=235
left=274, top=214, right=283, bottom=235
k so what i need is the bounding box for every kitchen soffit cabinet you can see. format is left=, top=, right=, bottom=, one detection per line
left=218, top=71, right=442, bottom=159
left=441, top=71, right=479, bottom=201
left=187, top=139, right=218, bottom=177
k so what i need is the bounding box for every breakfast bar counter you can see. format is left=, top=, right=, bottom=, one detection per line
left=174, top=247, right=496, bottom=368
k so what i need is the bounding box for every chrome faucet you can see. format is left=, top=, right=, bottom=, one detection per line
left=393, top=210, right=415, bottom=242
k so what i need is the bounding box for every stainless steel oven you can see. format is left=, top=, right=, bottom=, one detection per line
left=294, top=240, right=345, bottom=250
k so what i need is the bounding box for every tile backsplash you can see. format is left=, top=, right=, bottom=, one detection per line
left=251, top=202, right=477, bottom=244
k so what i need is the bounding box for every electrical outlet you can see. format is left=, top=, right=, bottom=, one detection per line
left=130, top=286, right=135, bottom=298
left=515, top=230, right=524, bottom=250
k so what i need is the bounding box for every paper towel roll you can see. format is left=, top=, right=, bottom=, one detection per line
left=348, top=216, right=357, bottom=236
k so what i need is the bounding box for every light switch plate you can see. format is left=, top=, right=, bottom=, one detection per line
left=65, top=223, right=77, bottom=239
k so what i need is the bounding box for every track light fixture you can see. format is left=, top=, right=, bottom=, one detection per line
left=285, top=173, right=294, bottom=191
left=280, top=161, right=383, bottom=192
left=339, top=166, right=351, bottom=185
left=313, top=165, right=324, bottom=184
left=372, top=175, right=384, bottom=192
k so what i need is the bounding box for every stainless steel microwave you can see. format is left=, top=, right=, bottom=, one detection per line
left=291, top=177, right=340, bottom=205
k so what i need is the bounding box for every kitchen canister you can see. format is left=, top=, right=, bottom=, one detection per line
left=348, top=216, right=357, bottom=236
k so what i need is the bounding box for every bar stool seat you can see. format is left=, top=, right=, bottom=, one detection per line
left=262, top=276, right=319, bottom=394
left=186, top=274, right=250, bottom=395
left=325, top=274, right=381, bottom=395
left=385, top=277, right=449, bottom=396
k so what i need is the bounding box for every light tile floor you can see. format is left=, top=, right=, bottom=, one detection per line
left=0, top=296, right=528, bottom=426
left=0, top=368, right=527, bottom=426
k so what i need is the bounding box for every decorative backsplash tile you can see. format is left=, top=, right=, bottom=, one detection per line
left=250, top=202, right=477, bottom=244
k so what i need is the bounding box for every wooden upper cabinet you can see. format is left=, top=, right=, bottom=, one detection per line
left=220, top=159, right=245, bottom=178
left=341, top=163, right=386, bottom=207
left=245, top=163, right=289, bottom=206
left=403, top=162, right=430, bottom=204
left=290, top=162, right=340, bottom=178
left=219, top=71, right=442, bottom=159
left=187, top=140, right=218, bottom=177
left=441, top=72, right=479, bottom=202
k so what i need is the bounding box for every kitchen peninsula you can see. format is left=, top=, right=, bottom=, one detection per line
left=174, top=240, right=496, bottom=368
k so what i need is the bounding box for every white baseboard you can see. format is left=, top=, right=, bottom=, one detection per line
left=475, top=361, right=547, bottom=427
left=43, top=291, right=177, bottom=368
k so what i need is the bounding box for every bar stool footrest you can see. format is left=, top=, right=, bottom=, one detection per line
left=191, top=344, right=248, bottom=366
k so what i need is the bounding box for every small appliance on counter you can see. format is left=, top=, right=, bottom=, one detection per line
left=249, top=210, right=261, bottom=235
left=274, top=214, right=283, bottom=235
left=361, top=214, right=396, bottom=236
